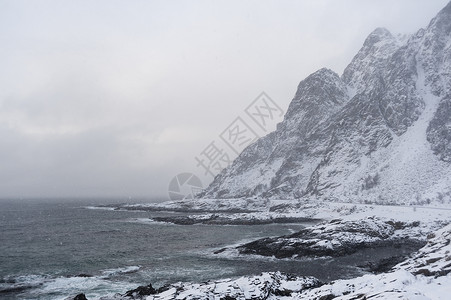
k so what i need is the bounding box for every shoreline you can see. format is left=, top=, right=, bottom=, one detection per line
left=69, top=199, right=451, bottom=299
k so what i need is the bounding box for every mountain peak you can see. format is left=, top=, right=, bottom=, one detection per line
left=342, top=27, right=399, bottom=93
left=282, top=67, right=347, bottom=137
left=312, top=67, right=336, bottom=76
left=440, top=0, right=451, bottom=14
left=290, top=68, right=346, bottom=112
left=427, top=0, right=451, bottom=36
left=293, top=68, right=340, bottom=96
left=363, top=27, right=394, bottom=48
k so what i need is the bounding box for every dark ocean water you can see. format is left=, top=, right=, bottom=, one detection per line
left=0, top=198, right=417, bottom=299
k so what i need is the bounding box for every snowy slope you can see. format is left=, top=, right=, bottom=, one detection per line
left=296, top=223, right=451, bottom=300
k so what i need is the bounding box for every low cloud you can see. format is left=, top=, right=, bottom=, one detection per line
left=0, top=0, right=448, bottom=198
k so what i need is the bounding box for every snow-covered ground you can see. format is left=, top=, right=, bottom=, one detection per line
left=110, top=198, right=451, bottom=226
left=110, top=198, right=271, bottom=213
left=296, top=223, right=451, bottom=299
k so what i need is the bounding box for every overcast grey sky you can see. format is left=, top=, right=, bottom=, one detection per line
left=0, top=0, right=448, bottom=199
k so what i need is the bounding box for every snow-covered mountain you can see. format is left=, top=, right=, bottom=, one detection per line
left=202, top=1, right=451, bottom=204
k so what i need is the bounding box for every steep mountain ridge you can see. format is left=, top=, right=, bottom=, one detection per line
left=202, top=2, right=451, bottom=204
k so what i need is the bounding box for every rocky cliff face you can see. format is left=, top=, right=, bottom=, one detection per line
left=202, top=2, right=451, bottom=204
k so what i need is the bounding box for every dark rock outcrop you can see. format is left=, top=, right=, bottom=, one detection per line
left=74, top=294, right=88, bottom=300
left=124, top=284, right=157, bottom=299
left=151, top=215, right=319, bottom=225
left=236, top=218, right=426, bottom=259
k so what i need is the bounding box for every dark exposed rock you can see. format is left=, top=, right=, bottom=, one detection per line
left=358, top=255, right=407, bottom=273
left=427, top=96, right=451, bottom=162
left=236, top=218, right=426, bottom=259
left=238, top=236, right=424, bottom=259
left=74, top=274, right=93, bottom=278
left=272, top=288, right=293, bottom=296
left=74, top=294, right=88, bottom=300
left=124, top=284, right=157, bottom=298
left=318, top=294, right=336, bottom=300
left=220, top=296, right=237, bottom=300
left=152, top=215, right=319, bottom=225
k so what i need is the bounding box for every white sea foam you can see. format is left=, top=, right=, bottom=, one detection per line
left=84, top=206, right=117, bottom=211
left=1, top=273, right=135, bottom=300
left=38, top=275, right=136, bottom=300
left=101, top=266, right=141, bottom=277
left=127, top=217, right=175, bottom=225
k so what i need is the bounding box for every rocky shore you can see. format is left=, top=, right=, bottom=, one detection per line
left=69, top=222, right=451, bottom=300
left=150, top=214, right=319, bottom=225
left=234, top=217, right=427, bottom=259
left=82, top=198, right=451, bottom=300
left=96, top=198, right=268, bottom=214
left=70, top=205, right=451, bottom=300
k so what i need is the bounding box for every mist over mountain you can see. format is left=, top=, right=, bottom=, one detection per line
left=202, top=1, right=451, bottom=205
